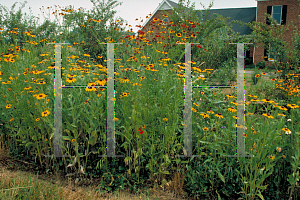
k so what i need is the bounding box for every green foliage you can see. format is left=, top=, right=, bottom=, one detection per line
left=0, top=0, right=300, bottom=200
left=256, top=61, right=266, bottom=70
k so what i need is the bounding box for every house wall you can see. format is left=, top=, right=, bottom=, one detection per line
left=255, top=0, right=300, bottom=66
left=140, top=9, right=174, bottom=42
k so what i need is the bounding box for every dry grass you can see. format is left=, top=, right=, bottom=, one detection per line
left=0, top=133, right=192, bottom=200
left=0, top=164, right=192, bottom=200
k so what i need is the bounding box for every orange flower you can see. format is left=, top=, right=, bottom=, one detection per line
left=276, top=147, right=282, bottom=152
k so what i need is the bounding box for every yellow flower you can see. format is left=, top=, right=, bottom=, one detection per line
left=200, top=113, right=210, bottom=118
left=10, top=118, right=14, bottom=122
left=36, top=118, right=40, bottom=121
left=6, top=104, right=12, bottom=109
left=269, top=155, right=275, bottom=160
left=203, top=127, right=209, bottom=131
left=36, top=93, right=47, bottom=100
left=282, top=128, right=291, bottom=134
left=287, top=104, right=299, bottom=109
left=262, top=113, right=274, bottom=119
left=72, top=139, right=76, bottom=142
left=226, top=95, right=236, bottom=99
left=66, top=77, right=76, bottom=83
left=41, top=110, right=50, bottom=117
left=248, top=95, right=257, bottom=98
left=228, top=107, right=237, bottom=112
left=85, top=86, right=97, bottom=92
left=163, top=118, right=168, bottom=121
left=215, top=113, right=224, bottom=119
left=122, top=92, right=129, bottom=97
left=278, top=113, right=286, bottom=116
left=279, top=106, right=288, bottom=111
left=113, top=117, right=119, bottom=121
left=262, top=98, right=275, bottom=103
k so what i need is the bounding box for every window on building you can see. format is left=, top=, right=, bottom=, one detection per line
left=272, top=5, right=282, bottom=25
left=266, top=5, right=287, bottom=25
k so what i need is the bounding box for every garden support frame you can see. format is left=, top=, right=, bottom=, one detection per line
left=44, top=42, right=254, bottom=160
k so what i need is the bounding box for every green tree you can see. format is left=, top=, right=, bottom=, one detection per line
left=165, top=0, right=248, bottom=72
left=60, top=0, right=125, bottom=61
left=0, top=1, right=38, bottom=47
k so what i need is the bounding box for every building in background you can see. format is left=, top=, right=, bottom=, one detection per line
left=139, top=0, right=300, bottom=66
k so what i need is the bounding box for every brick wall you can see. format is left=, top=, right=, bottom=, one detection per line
left=140, top=9, right=174, bottom=42
left=254, top=0, right=300, bottom=66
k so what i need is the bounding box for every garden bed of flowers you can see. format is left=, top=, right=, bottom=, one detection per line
left=0, top=1, right=300, bottom=199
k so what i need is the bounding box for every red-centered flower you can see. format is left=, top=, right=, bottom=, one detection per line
left=139, top=127, right=144, bottom=134
left=191, top=25, right=196, bottom=28
left=138, top=30, right=145, bottom=35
